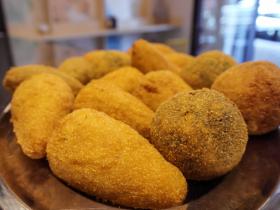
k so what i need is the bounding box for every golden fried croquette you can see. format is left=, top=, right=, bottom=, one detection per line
left=180, top=50, right=236, bottom=89
left=127, top=42, right=174, bottom=56
left=132, top=70, right=192, bottom=111
left=59, top=56, right=93, bottom=84
left=150, top=89, right=248, bottom=180
left=212, top=61, right=280, bottom=135
left=11, top=74, right=74, bottom=159
left=99, top=66, right=145, bottom=93
left=74, top=80, right=154, bottom=138
left=47, top=108, right=187, bottom=209
left=127, top=47, right=133, bottom=55
left=152, top=43, right=175, bottom=54
left=131, top=39, right=181, bottom=74
left=84, top=50, right=131, bottom=79
left=166, top=53, right=195, bottom=70
left=3, top=65, right=83, bottom=95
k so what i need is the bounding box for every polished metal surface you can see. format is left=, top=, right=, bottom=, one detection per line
left=0, top=112, right=280, bottom=210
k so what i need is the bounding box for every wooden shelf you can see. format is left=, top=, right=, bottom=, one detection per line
left=9, top=24, right=179, bottom=42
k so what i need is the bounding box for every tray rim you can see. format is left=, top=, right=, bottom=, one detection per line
left=0, top=176, right=32, bottom=210
left=1, top=108, right=280, bottom=210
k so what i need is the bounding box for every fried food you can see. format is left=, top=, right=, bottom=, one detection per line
left=11, top=74, right=74, bottom=159
left=3, top=65, right=83, bottom=95
left=59, top=56, right=93, bottom=84
left=132, top=70, right=192, bottom=111
left=47, top=109, right=187, bottom=209
left=152, top=43, right=175, bottom=54
left=99, top=66, right=145, bottom=93
left=74, top=80, right=154, bottom=138
left=180, top=50, right=236, bottom=89
left=150, top=89, right=248, bottom=180
left=127, top=42, right=175, bottom=55
left=131, top=39, right=181, bottom=74
left=212, top=61, right=280, bottom=135
left=166, top=53, right=195, bottom=70
left=84, top=50, right=131, bottom=79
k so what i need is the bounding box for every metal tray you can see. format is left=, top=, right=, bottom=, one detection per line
left=1, top=112, right=280, bottom=210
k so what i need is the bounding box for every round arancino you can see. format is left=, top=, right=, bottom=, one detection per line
left=212, top=61, right=280, bottom=135
left=180, top=50, right=236, bottom=89
left=150, top=89, right=248, bottom=180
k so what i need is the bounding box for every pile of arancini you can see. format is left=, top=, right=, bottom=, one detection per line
left=3, top=39, right=280, bottom=209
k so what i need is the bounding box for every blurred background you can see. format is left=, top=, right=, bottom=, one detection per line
left=0, top=0, right=279, bottom=110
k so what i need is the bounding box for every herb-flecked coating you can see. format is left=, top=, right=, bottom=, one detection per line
left=150, top=89, right=248, bottom=180
left=180, top=50, right=236, bottom=89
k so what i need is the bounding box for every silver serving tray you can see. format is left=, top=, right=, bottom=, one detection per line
left=1, top=110, right=280, bottom=210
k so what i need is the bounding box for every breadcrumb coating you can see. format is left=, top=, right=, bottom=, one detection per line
left=131, top=39, right=181, bottom=74
left=212, top=61, right=280, bottom=135
left=84, top=50, right=131, bottom=79
left=47, top=109, right=187, bottom=209
left=151, top=89, right=248, bottom=180
left=3, top=65, right=83, bottom=95
left=166, top=53, right=195, bottom=70
left=152, top=43, right=175, bottom=54
left=99, top=66, right=145, bottom=93
left=59, top=56, right=93, bottom=84
left=132, top=70, right=192, bottom=111
left=74, top=80, right=154, bottom=138
left=11, top=74, right=74, bottom=159
left=180, top=50, right=236, bottom=89
left=127, top=42, right=175, bottom=56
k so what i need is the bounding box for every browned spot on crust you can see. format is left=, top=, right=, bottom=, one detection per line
left=212, top=61, right=280, bottom=135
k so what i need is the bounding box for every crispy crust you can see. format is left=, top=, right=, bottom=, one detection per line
left=74, top=80, right=154, bottom=138
left=180, top=50, right=236, bottom=89
left=47, top=109, right=187, bottom=209
left=11, top=74, right=74, bottom=159
left=99, top=66, right=145, bottom=93
left=59, top=56, right=93, bottom=84
left=212, top=61, right=280, bottom=135
left=3, top=65, right=83, bottom=95
left=152, top=43, right=175, bottom=54
left=166, top=53, right=195, bottom=70
left=151, top=89, right=248, bottom=180
left=131, top=39, right=181, bottom=74
left=127, top=42, right=175, bottom=56
left=84, top=50, right=131, bottom=79
left=132, top=70, right=192, bottom=111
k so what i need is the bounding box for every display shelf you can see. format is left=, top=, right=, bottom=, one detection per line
left=9, top=24, right=178, bottom=42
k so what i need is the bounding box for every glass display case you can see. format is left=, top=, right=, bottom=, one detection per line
left=0, top=0, right=12, bottom=111
left=192, top=0, right=258, bottom=62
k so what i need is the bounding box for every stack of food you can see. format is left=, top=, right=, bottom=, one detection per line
left=3, top=39, right=280, bottom=209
